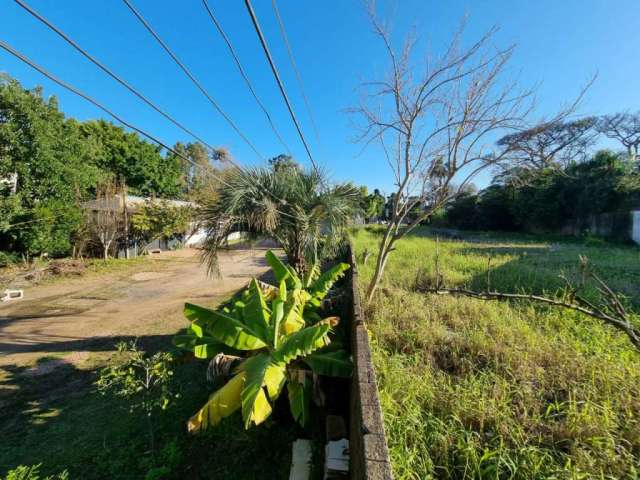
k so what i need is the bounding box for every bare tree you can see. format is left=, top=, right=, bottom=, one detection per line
left=597, top=112, right=640, bottom=162
left=351, top=8, right=533, bottom=303
left=497, top=116, right=598, bottom=172
left=90, top=179, right=123, bottom=260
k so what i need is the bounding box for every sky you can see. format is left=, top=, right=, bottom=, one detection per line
left=2, top=0, right=640, bottom=195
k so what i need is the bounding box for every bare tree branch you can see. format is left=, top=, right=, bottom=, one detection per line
left=418, top=254, right=640, bottom=352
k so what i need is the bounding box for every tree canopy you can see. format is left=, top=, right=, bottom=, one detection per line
left=0, top=74, right=216, bottom=259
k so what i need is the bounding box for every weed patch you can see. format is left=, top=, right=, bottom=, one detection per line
left=353, top=227, right=640, bottom=479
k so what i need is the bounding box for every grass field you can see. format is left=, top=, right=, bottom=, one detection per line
left=352, top=227, right=640, bottom=479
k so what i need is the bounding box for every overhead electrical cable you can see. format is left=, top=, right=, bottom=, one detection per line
left=13, top=0, right=223, bottom=158
left=0, top=40, right=298, bottom=224
left=0, top=40, right=235, bottom=192
left=242, top=0, right=319, bottom=172
left=121, top=0, right=265, bottom=162
left=270, top=0, right=322, bottom=146
left=120, top=0, right=299, bottom=212
left=201, top=0, right=292, bottom=157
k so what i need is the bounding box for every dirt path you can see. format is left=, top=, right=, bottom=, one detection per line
left=0, top=245, right=273, bottom=370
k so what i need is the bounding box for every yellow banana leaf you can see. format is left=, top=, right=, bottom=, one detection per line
left=187, top=371, right=245, bottom=433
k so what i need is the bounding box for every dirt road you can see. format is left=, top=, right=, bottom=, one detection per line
left=0, top=246, right=273, bottom=370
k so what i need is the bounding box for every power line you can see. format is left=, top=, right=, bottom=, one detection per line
left=201, top=0, right=292, bottom=157
left=242, top=0, right=319, bottom=172
left=121, top=0, right=265, bottom=162
left=0, top=39, right=229, bottom=191
left=13, top=0, right=222, bottom=159
left=120, top=0, right=299, bottom=214
left=0, top=40, right=298, bottom=225
left=270, top=0, right=322, bottom=147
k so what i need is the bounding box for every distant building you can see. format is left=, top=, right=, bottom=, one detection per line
left=82, top=194, right=198, bottom=258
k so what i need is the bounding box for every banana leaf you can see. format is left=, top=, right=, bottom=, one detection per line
left=287, top=372, right=312, bottom=427
left=303, top=350, right=352, bottom=378
left=187, top=371, right=245, bottom=433
left=240, top=353, right=287, bottom=428
left=185, top=303, right=267, bottom=350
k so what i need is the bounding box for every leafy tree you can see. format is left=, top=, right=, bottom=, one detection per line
left=168, top=141, right=226, bottom=199
left=443, top=150, right=640, bottom=236
left=476, top=184, right=517, bottom=231
left=130, top=200, right=194, bottom=245
left=0, top=75, right=102, bottom=258
left=497, top=117, right=598, bottom=172
left=268, top=154, right=300, bottom=174
left=81, top=120, right=183, bottom=198
left=445, top=193, right=479, bottom=230
left=96, top=341, right=175, bottom=463
left=355, top=186, right=385, bottom=222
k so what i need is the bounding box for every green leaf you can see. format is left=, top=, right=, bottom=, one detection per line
left=184, top=303, right=267, bottom=350
left=271, top=298, right=284, bottom=348
left=288, top=373, right=312, bottom=427
left=242, top=279, right=271, bottom=342
left=172, top=333, right=230, bottom=359
left=193, top=342, right=229, bottom=359
left=308, top=262, right=350, bottom=303
left=265, top=250, right=302, bottom=289
left=303, top=350, right=353, bottom=378
left=303, top=262, right=320, bottom=288
left=282, top=289, right=306, bottom=335
left=240, top=353, right=287, bottom=428
left=273, top=321, right=334, bottom=365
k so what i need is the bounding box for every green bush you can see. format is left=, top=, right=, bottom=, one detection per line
left=3, top=464, right=68, bottom=480
left=0, top=251, right=19, bottom=267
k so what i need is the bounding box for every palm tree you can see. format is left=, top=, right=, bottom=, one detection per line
left=199, top=163, right=358, bottom=274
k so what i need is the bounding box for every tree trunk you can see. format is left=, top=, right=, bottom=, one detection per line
left=365, top=227, right=395, bottom=303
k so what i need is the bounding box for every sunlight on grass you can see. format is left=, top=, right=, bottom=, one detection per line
left=352, top=226, right=640, bottom=479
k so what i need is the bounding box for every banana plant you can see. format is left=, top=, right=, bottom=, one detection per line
left=173, top=250, right=350, bottom=361
left=264, top=250, right=350, bottom=311
left=174, top=250, right=352, bottom=433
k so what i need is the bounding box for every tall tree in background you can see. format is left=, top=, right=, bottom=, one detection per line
left=81, top=120, right=183, bottom=198
left=0, top=74, right=102, bottom=258
left=497, top=117, right=598, bottom=174
left=597, top=112, right=640, bottom=163
left=351, top=8, right=533, bottom=303
left=169, top=141, right=227, bottom=199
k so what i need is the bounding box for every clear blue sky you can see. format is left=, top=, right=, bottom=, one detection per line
left=2, top=0, right=640, bottom=194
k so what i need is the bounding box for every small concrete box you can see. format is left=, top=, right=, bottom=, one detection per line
left=1, top=289, right=24, bottom=302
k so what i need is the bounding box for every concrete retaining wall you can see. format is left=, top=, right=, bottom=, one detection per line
left=346, top=245, right=393, bottom=479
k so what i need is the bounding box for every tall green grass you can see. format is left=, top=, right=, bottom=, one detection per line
left=352, top=227, right=640, bottom=479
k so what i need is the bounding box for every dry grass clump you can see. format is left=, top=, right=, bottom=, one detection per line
left=353, top=227, right=640, bottom=479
